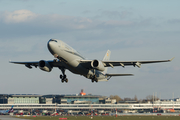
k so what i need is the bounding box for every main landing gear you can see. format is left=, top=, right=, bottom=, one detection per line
left=91, top=75, right=98, bottom=83
left=59, top=67, right=68, bottom=83
left=60, top=74, right=68, bottom=83
left=91, top=79, right=98, bottom=83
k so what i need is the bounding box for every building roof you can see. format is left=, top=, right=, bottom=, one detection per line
left=42, top=94, right=103, bottom=98
left=9, top=94, right=42, bottom=97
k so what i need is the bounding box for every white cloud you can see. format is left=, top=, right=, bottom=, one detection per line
left=1, top=9, right=37, bottom=23
left=0, top=10, right=94, bottom=30
left=0, top=10, right=98, bottom=40
left=0, top=9, right=141, bottom=39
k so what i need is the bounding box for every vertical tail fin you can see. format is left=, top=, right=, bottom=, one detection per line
left=8, top=106, right=14, bottom=113
left=102, top=50, right=111, bottom=74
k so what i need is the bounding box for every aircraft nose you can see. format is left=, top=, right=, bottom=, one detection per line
left=47, top=40, right=56, bottom=54
left=47, top=41, right=53, bottom=49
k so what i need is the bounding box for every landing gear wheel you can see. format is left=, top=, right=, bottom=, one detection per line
left=60, top=76, right=68, bottom=83
left=61, top=79, right=64, bottom=83
left=91, top=79, right=94, bottom=83
left=60, top=75, right=63, bottom=79
left=91, top=75, right=97, bottom=83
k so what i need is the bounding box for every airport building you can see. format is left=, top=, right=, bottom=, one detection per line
left=0, top=94, right=8, bottom=104
left=1, top=90, right=180, bottom=114
left=0, top=90, right=108, bottom=105
left=8, top=94, right=41, bottom=104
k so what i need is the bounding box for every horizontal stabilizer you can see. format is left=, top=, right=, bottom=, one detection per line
left=98, top=79, right=108, bottom=82
left=170, top=57, right=175, bottom=61
left=106, top=73, right=134, bottom=76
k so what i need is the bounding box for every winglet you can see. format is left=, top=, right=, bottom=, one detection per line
left=170, top=57, right=175, bottom=61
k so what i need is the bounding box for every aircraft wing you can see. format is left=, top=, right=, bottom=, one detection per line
left=10, top=61, right=39, bottom=67
left=103, top=57, right=174, bottom=68
left=80, top=57, right=174, bottom=68
left=10, top=60, right=63, bottom=68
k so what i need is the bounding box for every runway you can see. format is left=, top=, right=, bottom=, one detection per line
left=0, top=116, right=29, bottom=120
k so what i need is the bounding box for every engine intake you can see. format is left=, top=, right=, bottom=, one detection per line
left=91, top=60, right=105, bottom=71
left=39, top=60, right=52, bottom=72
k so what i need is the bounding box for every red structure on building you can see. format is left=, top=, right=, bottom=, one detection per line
left=79, top=89, right=86, bottom=96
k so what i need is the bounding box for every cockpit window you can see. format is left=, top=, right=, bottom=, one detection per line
left=50, top=39, right=57, bottom=42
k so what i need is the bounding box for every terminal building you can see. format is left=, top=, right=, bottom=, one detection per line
left=0, top=90, right=109, bottom=105
left=1, top=90, right=180, bottom=114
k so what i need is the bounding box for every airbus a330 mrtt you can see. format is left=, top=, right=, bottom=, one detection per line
left=10, top=39, right=174, bottom=83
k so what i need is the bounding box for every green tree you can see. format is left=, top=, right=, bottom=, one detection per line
left=110, top=95, right=122, bottom=102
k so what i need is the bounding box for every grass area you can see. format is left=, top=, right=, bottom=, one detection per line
left=16, top=116, right=180, bottom=120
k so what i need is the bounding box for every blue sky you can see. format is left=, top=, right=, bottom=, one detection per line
left=0, top=0, right=180, bottom=100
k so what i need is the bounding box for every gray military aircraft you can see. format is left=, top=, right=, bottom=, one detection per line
left=10, top=39, right=174, bottom=83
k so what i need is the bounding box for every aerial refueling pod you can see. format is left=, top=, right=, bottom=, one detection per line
left=91, top=60, right=105, bottom=71
left=25, top=64, right=32, bottom=69
left=38, top=60, right=52, bottom=72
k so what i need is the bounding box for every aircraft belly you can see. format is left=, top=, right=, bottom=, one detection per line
left=65, top=64, right=89, bottom=75
left=62, top=60, right=89, bottom=75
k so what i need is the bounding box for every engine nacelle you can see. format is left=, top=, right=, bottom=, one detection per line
left=38, top=60, right=52, bottom=72
left=91, top=60, right=105, bottom=71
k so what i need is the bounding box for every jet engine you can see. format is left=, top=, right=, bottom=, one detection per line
left=38, top=60, right=52, bottom=72
left=91, top=60, right=105, bottom=71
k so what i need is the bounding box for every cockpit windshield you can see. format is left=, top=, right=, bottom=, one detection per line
left=49, top=39, right=57, bottom=42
